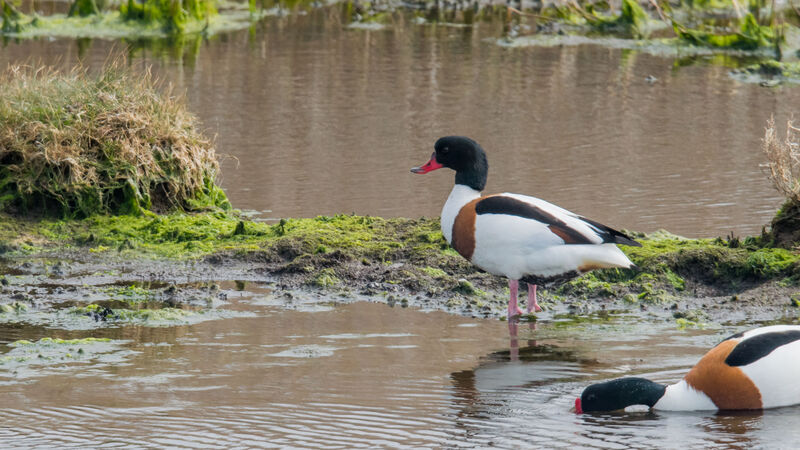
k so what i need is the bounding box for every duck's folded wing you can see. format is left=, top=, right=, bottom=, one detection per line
left=476, top=194, right=641, bottom=247
left=724, top=326, right=800, bottom=367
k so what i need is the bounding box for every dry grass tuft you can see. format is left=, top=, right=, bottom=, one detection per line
left=762, top=117, right=800, bottom=203
left=762, top=117, right=800, bottom=247
left=0, top=63, right=229, bottom=217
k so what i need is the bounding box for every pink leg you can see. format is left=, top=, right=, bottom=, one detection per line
left=527, top=283, right=542, bottom=313
left=507, top=279, right=523, bottom=319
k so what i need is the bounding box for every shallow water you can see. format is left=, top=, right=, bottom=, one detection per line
left=0, top=10, right=795, bottom=237
left=0, top=287, right=798, bottom=448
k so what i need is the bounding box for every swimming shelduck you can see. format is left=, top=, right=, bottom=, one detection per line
left=411, top=136, right=640, bottom=319
left=576, top=325, right=800, bottom=413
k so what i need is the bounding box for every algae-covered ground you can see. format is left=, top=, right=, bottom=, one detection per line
left=1, top=212, right=798, bottom=327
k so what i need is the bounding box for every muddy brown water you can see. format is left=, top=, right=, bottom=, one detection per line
left=2, top=8, right=800, bottom=448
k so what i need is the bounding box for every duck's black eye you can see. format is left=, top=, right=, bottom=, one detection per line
left=441, top=146, right=450, bottom=154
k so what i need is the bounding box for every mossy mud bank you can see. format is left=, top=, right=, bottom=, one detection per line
left=1, top=212, right=799, bottom=327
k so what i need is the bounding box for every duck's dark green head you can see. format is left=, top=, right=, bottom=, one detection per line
left=576, top=377, right=666, bottom=413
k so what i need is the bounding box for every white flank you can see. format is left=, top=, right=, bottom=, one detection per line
left=653, top=380, right=717, bottom=411
left=471, top=218, right=634, bottom=279
left=737, top=328, right=800, bottom=409
left=440, top=184, right=481, bottom=244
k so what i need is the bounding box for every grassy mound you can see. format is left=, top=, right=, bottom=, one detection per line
left=0, top=65, right=229, bottom=217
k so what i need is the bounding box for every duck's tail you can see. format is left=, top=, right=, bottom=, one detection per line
left=575, top=244, right=637, bottom=273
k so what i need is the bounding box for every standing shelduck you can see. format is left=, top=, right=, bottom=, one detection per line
left=411, top=136, right=641, bottom=319
left=576, top=325, right=800, bottom=412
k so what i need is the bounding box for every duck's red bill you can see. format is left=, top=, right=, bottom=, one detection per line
left=411, top=152, right=443, bottom=174
left=575, top=398, right=583, bottom=414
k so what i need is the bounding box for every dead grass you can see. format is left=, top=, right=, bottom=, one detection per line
left=762, top=117, right=800, bottom=247
left=0, top=63, right=228, bottom=217
left=762, top=117, right=800, bottom=203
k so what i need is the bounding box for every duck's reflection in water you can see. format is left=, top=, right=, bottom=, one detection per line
left=508, top=319, right=537, bottom=362
left=451, top=319, right=589, bottom=411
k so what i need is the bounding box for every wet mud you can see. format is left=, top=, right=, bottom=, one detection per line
left=1, top=234, right=797, bottom=333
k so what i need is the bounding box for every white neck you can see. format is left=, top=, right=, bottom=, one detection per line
left=440, top=184, right=481, bottom=244
left=653, top=380, right=717, bottom=411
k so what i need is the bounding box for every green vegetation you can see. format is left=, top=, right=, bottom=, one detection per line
left=0, top=65, right=229, bottom=218
left=675, top=316, right=709, bottom=329
left=68, top=0, right=101, bottom=18
left=559, top=230, right=799, bottom=302
left=1, top=211, right=798, bottom=303
left=682, top=0, right=735, bottom=10
left=504, top=0, right=789, bottom=54
left=1, top=0, right=23, bottom=33
left=0, top=0, right=794, bottom=58
left=10, top=337, right=111, bottom=347
left=100, top=284, right=158, bottom=303
left=672, top=13, right=781, bottom=51
left=0, top=213, right=442, bottom=258
left=72, top=304, right=196, bottom=322
left=453, top=279, right=487, bottom=297
left=119, top=0, right=217, bottom=35
left=0, top=336, right=122, bottom=369
left=543, top=1, right=784, bottom=51
left=0, top=301, right=28, bottom=314
left=312, top=268, right=341, bottom=287
left=560, top=0, right=652, bottom=37
left=0, top=0, right=260, bottom=39
left=734, top=60, right=800, bottom=80
left=420, top=266, right=448, bottom=278
left=673, top=308, right=711, bottom=328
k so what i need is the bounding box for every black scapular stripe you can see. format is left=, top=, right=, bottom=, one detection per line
left=475, top=196, right=592, bottom=244
left=725, top=330, right=800, bottom=367
left=474, top=196, right=641, bottom=247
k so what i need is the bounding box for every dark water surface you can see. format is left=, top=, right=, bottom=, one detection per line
left=0, top=11, right=795, bottom=236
